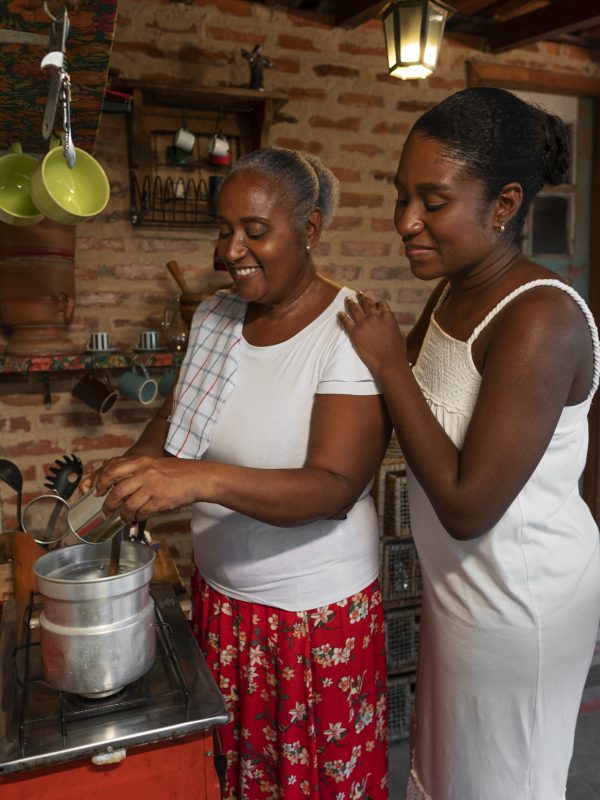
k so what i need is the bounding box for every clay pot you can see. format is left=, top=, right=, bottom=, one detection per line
left=179, top=292, right=209, bottom=328
left=0, top=219, right=76, bottom=355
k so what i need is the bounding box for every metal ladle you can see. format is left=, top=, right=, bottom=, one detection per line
left=60, top=72, right=76, bottom=168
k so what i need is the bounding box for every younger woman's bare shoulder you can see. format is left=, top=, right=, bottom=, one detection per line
left=485, top=279, right=594, bottom=403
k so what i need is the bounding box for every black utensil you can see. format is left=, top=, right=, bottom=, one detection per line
left=0, top=459, right=24, bottom=530
left=43, top=454, right=83, bottom=543
left=44, top=454, right=83, bottom=501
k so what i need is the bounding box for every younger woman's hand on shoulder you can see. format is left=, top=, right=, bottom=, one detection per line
left=339, top=292, right=408, bottom=382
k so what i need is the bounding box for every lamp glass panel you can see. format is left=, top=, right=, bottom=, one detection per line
left=399, top=4, right=424, bottom=65
left=423, top=4, right=447, bottom=68
left=384, top=12, right=398, bottom=69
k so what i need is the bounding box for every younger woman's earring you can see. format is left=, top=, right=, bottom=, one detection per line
left=494, top=222, right=506, bottom=234
left=306, top=244, right=311, bottom=252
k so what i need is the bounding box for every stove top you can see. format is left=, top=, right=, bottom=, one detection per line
left=0, top=583, right=229, bottom=774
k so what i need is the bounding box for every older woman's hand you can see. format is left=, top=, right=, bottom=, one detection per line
left=91, top=455, right=206, bottom=522
left=338, top=293, right=408, bottom=382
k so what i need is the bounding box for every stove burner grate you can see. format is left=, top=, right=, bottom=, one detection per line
left=13, top=591, right=192, bottom=754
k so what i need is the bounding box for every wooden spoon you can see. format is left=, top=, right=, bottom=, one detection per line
left=108, top=530, right=122, bottom=577
left=166, top=260, right=192, bottom=294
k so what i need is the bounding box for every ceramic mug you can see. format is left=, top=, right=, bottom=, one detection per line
left=118, top=364, right=158, bottom=405
left=173, top=127, right=195, bottom=153
left=29, top=136, right=110, bottom=225
left=87, top=331, right=113, bottom=352
left=208, top=134, right=231, bottom=166
left=208, top=134, right=230, bottom=157
left=0, top=143, right=44, bottom=226
left=158, top=368, right=178, bottom=397
left=136, top=330, right=160, bottom=351
left=72, top=371, right=118, bottom=415
left=166, top=145, right=188, bottom=167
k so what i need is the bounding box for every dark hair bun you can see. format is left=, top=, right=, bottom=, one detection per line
left=543, top=113, right=570, bottom=186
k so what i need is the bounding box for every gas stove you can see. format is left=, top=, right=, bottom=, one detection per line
left=0, top=582, right=229, bottom=775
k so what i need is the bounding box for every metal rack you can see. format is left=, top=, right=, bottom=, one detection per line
left=130, top=173, right=215, bottom=228
left=129, top=126, right=240, bottom=228
left=373, top=440, right=422, bottom=741
left=113, top=81, right=288, bottom=230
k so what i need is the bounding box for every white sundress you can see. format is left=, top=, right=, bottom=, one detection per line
left=404, top=279, right=600, bottom=800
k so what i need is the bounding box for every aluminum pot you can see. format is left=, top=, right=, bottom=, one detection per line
left=33, top=540, right=156, bottom=697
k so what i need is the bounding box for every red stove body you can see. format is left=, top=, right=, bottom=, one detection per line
left=0, top=733, right=220, bottom=800
left=0, top=583, right=228, bottom=799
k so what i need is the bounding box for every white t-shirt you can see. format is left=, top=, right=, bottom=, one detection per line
left=191, top=288, right=381, bottom=611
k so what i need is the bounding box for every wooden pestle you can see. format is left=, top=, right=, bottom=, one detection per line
left=166, top=260, right=192, bottom=294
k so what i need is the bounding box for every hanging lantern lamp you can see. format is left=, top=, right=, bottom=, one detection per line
left=382, top=0, right=455, bottom=80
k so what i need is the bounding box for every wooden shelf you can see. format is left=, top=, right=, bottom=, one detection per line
left=111, top=80, right=288, bottom=229
left=0, top=351, right=183, bottom=375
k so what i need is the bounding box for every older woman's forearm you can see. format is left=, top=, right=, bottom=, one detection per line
left=204, top=462, right=362, bottom=526
left=98, top=455, right=367, bottom=527
left=124, top=413, right=172, bottom=458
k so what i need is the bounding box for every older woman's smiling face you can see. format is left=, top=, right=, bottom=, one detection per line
left=216, top=169, right=315, bottom=308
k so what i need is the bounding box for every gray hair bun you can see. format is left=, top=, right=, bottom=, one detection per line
left=227, top=147, right=340, bottom=230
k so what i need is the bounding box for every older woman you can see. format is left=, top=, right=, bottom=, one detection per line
left=90, top=148, right=390, bottom=800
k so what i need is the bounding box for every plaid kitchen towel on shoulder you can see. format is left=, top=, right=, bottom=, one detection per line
left=165, top=289, right=247, bottom=459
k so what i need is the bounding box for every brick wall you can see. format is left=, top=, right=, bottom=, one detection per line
left=1, top=0, right=599, bottom=585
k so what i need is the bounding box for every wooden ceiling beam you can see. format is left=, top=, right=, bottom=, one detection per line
left=492, top=0, right=548, bottom=20
left=335, top=0, right=387, bottom=28
left=487, top=0, right=600, bottom=53
left=452, top=0, right=497, bottom=13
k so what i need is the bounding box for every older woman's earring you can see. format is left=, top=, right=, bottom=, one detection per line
left=494, top=222, right=506, bottom=234
left=306, top=244, right=311, bottom=252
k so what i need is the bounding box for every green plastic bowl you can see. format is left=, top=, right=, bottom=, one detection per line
left=0, top=144, right=44, bottom=226
left=30, top=144, right=110, bottom=225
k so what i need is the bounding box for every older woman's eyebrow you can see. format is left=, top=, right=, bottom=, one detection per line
left=215, top=215, right=270, bottom=225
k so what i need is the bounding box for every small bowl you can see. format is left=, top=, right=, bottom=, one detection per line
left=30, top=141, right=110, bottom=226
left=0, top=143, right=44, bottom=226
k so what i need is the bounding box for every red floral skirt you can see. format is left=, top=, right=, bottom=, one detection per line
left=191, top=569, right=388, bottom=800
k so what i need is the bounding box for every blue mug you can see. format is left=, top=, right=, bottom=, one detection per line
left=118, top=364, right=158, bottom=405
left=159, top=368, right=178, bottom=397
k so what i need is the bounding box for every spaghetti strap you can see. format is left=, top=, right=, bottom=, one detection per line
left=466, top=279, right=600, bottom=400
left=433, top=284, right=450, bottom=313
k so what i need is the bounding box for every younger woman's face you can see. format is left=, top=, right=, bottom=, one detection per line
left=216, top=170, right=315, bottom=308
left=393, top=132, right=499, bottom=282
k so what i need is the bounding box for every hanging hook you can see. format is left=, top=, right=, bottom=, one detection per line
left=214, top=109, right=224, bottom=137
left=43, top=1, right=58, bottom=22
left=41, top=5, right=70, bottom=140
